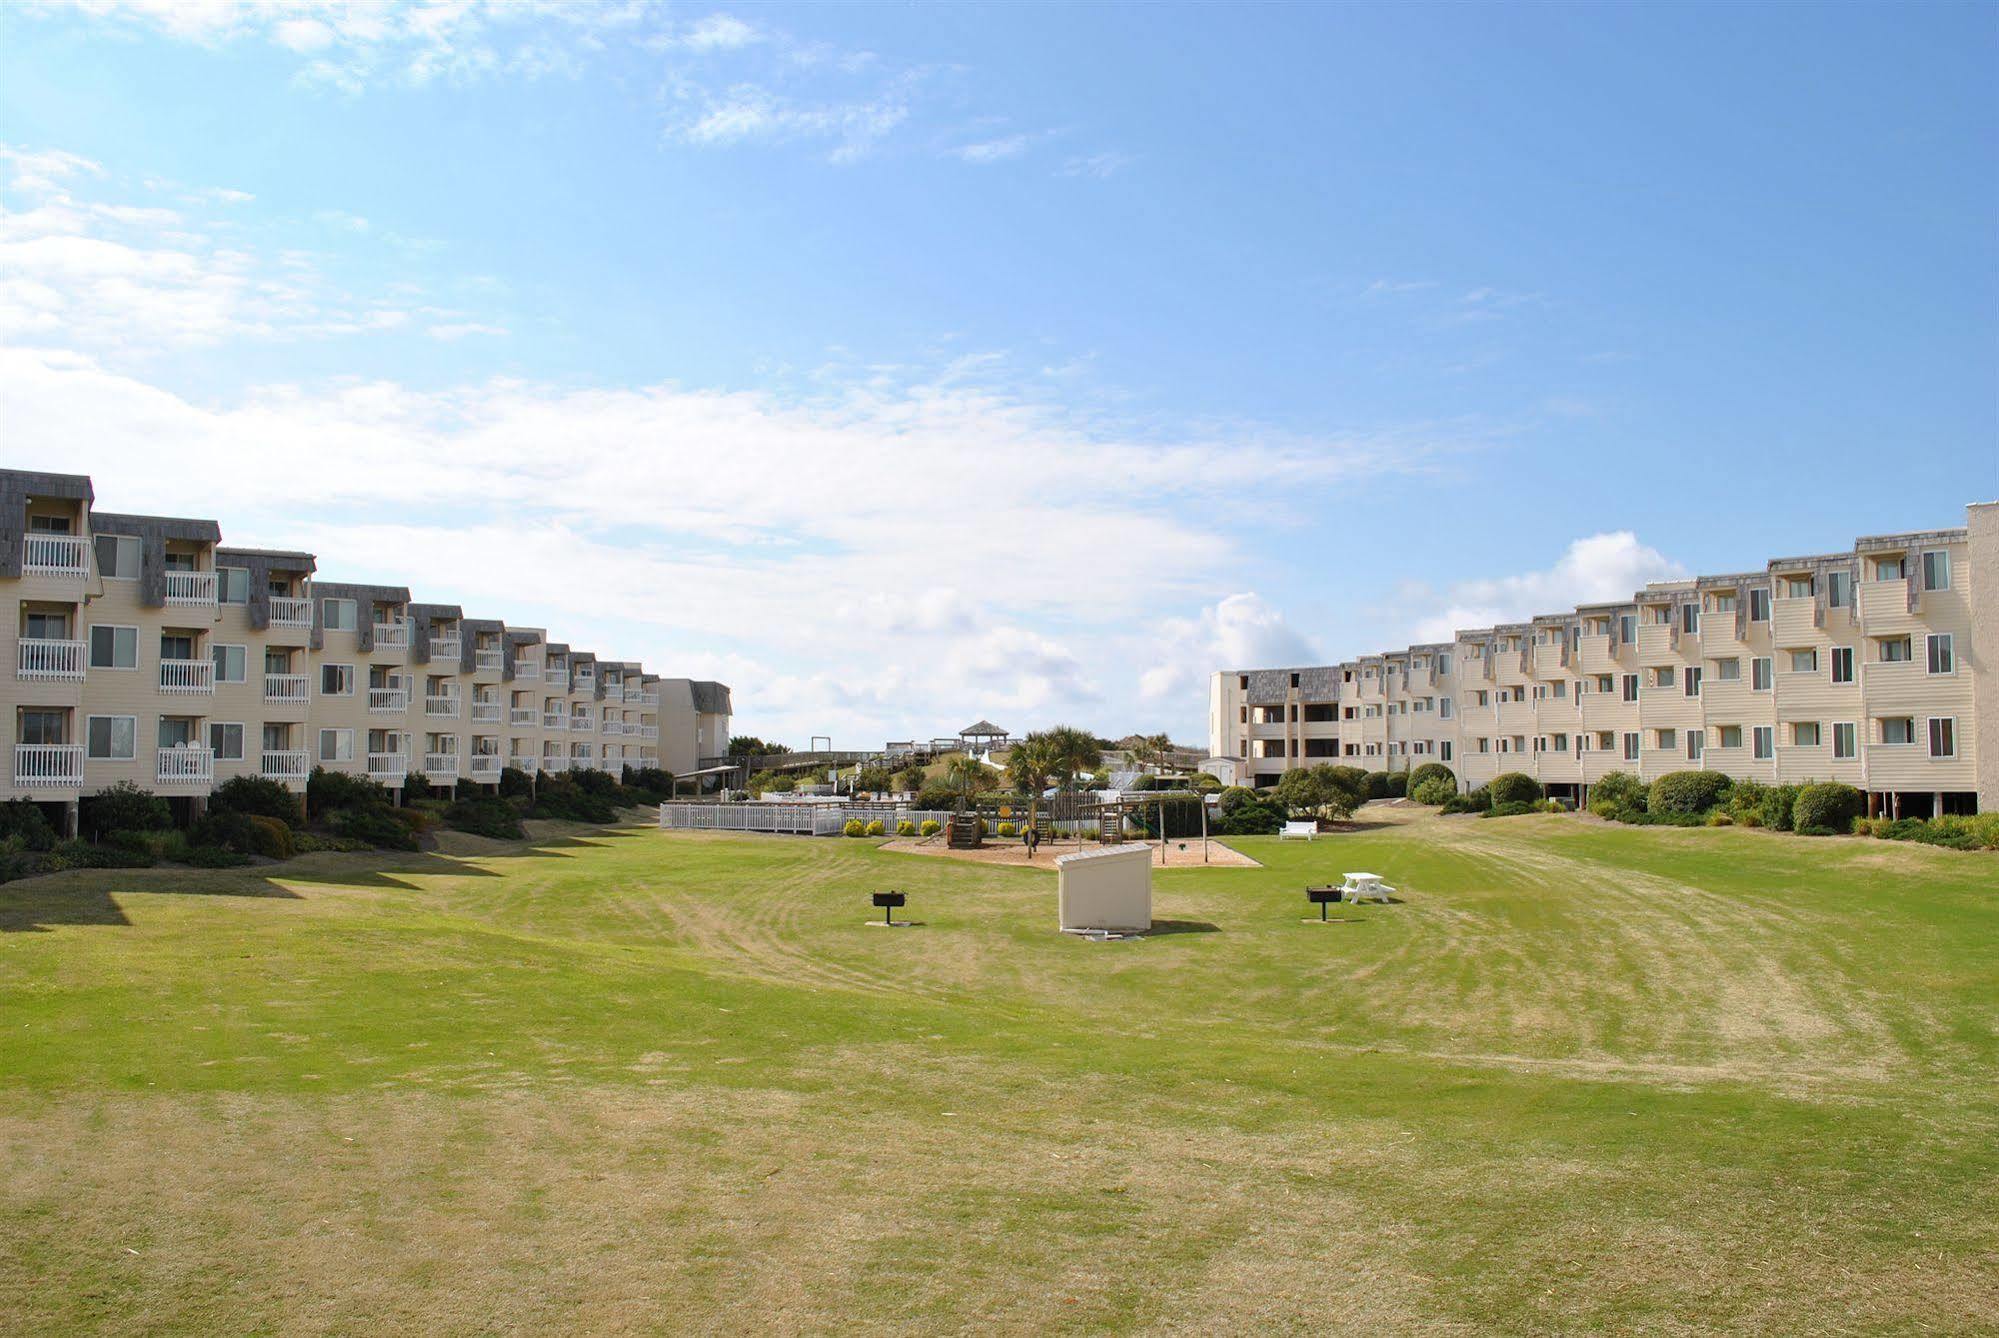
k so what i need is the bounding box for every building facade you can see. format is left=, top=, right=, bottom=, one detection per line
left=1210, top=505, right=1997, bottom=817
left=3, top=469, right=731, bottom=832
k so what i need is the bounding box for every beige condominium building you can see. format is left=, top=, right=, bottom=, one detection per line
left=3, top=469, right=732, bottom=833
left=1211, top=504, right=1997, bottom=817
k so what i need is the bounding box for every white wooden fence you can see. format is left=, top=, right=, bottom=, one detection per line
left=658, top=803, right=954, bottom=837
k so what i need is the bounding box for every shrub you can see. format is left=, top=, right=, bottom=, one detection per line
left=1762, top=784, right=1802, bottom=832
left=1620, top=809, right=1705, bottom=827
left=50, top=838, right=153, bottom=870
left=1793, top=782, right=1863, bottom=835
left=919, top=819, right=942, bottom=837
left=291, top=832, right=371, bottom=854
left=865, top=818, right=886, bottom=837
left=0, top=799, right=56, bottom=852
left=1411, top=776, right=1456, bottom=806
left=1648, top=770, right=1732, bottom=817
left=996, top=821, right=1016, bottom=837
left=572, top=768, right=620, bottom=797
left=80, top=782, right=171, bottom=840
left=1408, top=763, right=1454, bottom=793
left=210, top=775, right=302, bottom=825
left=1215, top=786, right=1287, bottom=835
left=1727, top=780, right=1769, bottom=827
left=328, top=805, right=421, bottom=851
left=896, top=820, right=916, bottom=837
left=1707, top=811, right=1734, bottom=827
left=1588, top=772, right=1646, bottom=819
left=306, top=767, right=391, bottom=818
left=1481, top=801, right=1540, bottom=819
left=190, top=809, right=295, bottom=859
left=1441, top=787, right=1491, bottom=815
left=0, top=848, right=55, bottom=882
left=109, top=828, right=190, bottom=862
left=530, top=776, right=619, bottom=824
left=445, top=797, right=526, bottom=840
left=1971, top=813, right=1999, bottom=851
left=1362, top=771, right=1392, bottom=800
left=1488, top=773, right=1542, bottom=807
left=180, top=845, right=254, bottom=868
left=497, top=766, right=535, bottom=799
left=843, top=819, right=866, bottom=837
left=1385, top=771, right=1409, bottom=798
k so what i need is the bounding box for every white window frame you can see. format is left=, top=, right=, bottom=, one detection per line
left=1718, top=725, right=1743, bottom=750
left=321, top=663, right=356, bottom=697
left=1751, top=657, right=1772, bottom=691
left=86, top=714, right=138, bottom=760
left=1831, top=647, right=1854, bottom=685
left=1832, top=722, right=1856, bottom=760
left=94, top=534, right=141, bottom=580
left=1874, top=556, right=1904, bottom=582
left=1827, top=570, right=1852, bottom=608
left=217, top=565, right=251, bottom=605
left=1927, top=717, right=1956, bottom=759
left=1926, top=633, right=1954, bottom=676
left=1749, top=588, right=1770, bottom=622
left=1791, top=722, right=1820, bottom=748
left=1879, top=636, right=1912, bottom=664
left=212, top=643, right=248, bottom=684
left=1921, top=550, right=1950, bottom=592
left=1621, top=674, right=1638, bottom=703
left=1686, top=730, right=1703, bottom=761
left=1752, top=726, right=1773, bottom=760
left=322, top=598, right=357, bottom=632
left=1622, top=732, right=1639, bottom=761
left=318, top=727, right=355, bottom=763
left=88, top=623, right=140, bottom=670
left=1880, top=717, right=1916, bottom=747
left=209, top=721, right=246, bottom=761
left=1787, top=648, right=1818, bottom=674
left=1684, top=666, right=1702, bottom=697
left=1715, top=658, right=1741, bottom=682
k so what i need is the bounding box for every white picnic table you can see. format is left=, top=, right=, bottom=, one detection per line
left=1340, top=871, right=1394, bottom=903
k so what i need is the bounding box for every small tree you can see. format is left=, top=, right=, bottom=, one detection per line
left=945, top=755, right=995, bottom=812
left=80, top=782, right=171, bottom=840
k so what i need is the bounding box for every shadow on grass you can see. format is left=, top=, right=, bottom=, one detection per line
left=1146, top=919, right=1222, bottom=936
left=0, top=821, right=662, bottom=933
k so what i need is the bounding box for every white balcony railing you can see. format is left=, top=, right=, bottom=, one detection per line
left=425, top=694, right=460, bottom=718
left=545, top=669, right=568, bottom=688
left=543, top=712, right=567, bottom=730
left=17, top=638, right=85, bottom=681
left=468, top=755, right=501, bottom=779
left=156, top=746, right=215, bottom=785
left=264, top=673, right=310, bottom=704
left=367, top=752, right=409, bottom=781
left=23, top=533, right=88, bottom=576
left=515, top=662, right=540, bottom=681
left=513, top=756, right=538, bottom=774
left=369, top=687, right=409, bottom=714
left=636, top=692, right=658, bottom=708
left=13, top=743, right=84, bottom=787
left=541, top=755, right=567, bottom=773
left=428, top=635, right=461, bottom=663
left=261, top=750, right=309, bottom=782
left=510, top=707, right=536, bottom=726
left=471, top=700, right=502, bottom=723
left=639, top=725, right=659, bottom=741
left=164, top=570, right=218, bottom=606
left=372, top=621, right=410, bottom=651
left=268, top=595, right=312, bottom=628
left=474, top=648, right=504, bottom=673
left=160, top=658, right=214, bottom=694
left=574, top=674, right=595, bottom=692
left=602, top=720, right=623, bottom=736
left=570, top=717, right=592, bottom=733
left=423, top=752, right=459, bottom=778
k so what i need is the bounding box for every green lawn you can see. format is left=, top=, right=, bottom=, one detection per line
left=2, top=811, right=1995, bottom=1333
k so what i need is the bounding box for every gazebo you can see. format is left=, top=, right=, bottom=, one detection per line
left=959, top=719, right=1010, bottom=753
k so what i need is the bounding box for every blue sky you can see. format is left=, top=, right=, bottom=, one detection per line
left=3, top=1, right=1994, bottom=748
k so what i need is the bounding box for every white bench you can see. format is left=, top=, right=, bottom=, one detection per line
left=1280, top=820, right=1318, bottom=841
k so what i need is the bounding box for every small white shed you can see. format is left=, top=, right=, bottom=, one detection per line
left=1056, top=842, right=1154, bottom=933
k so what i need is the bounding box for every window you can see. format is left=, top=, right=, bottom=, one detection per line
left=1788, top=649, right=1818, bottom=674
left=1880, top=717, right=1916, bottom=746
left=1652, top=665, right=1676, bottom=689
left=1687, top=730, right=1703, bottom=761
left=1833, top=723, right=1856, bottom=760
left=1621, top=674, right=1638, bottom=702
left=320, top=663, right=355, bottom=696
left=1831, top=647, right=1854, bottom=684
left=160, top=632, right=194, bottom=662
left=1680, top=604, right=1699, bottom=634
left=1657, top=728, right=1677, bottom=751
left=1439, top=698, right=1453, bottom=719
left=1622, top=732, right=1640, bottom=761
left=1827, top=571, right=1852, bottom=608
left=1879, top=636, right=1912, bottom=663
left=322, top=598, right=357, bottom=631
left=1440, top=741, right=1452, bottom=762
left=158, top=716, right=198, bottom=749
left=1476, top=737, right=1490, bottom=754
left=318, top=728, right=355, bottom=762
left=1926, top=634, right=1954, bottom=675
left=218, top=566, right=250, bottom=604
left=1684, top=666, right=1702, bottom=697
left=1921, top=550, right=1950, bottom=592
left=1550, top=680, right=1566, bottom=698
left=1718, top=726, right=1742, bottom=749
left=212, top=644, right=247, bottom=683
left=1437, top=655, right=1451, bottom=676
left=209, top=722, right=245, bottom=760
left=1782, top=575, right=1813, bottom=600
left=1715, top=657, right=1740, bottom=682
left=24, top=610, right=70, bottom=639
left=93, top=534, right=140, bottom=579
left=86, top=715, right=137, bottom=760
left=1710, top=592, right=1737, bottom=613
left=1874, top=556, right=1904, bottom=582
left=1595, top=674, right=1614, bottom=694
left=19, top=709, right=67, bottom=745
left=1749, top=588, right=1770, bottom=621
left=1752, top=727, right=1773, bottom=760
left=1618, top=614, right=1636, bottom=642
left=88, top=624, right=138, bottom=669
left=1752, top=658, right=1772, bottom=691
left=1792, top=722, right=1820, bottom=748
left=1928, top=718, right=1956, bottom=759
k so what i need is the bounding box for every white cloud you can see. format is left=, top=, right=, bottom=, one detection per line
left=1139, top=594, right=1321, bottom=705
left=1059, top=151, right=1134, bottom=179
left=426, top=321, right=507, bottom=340
left=681, top=13, right=761, bottom=51
left=952, top=134, right=1030, bottom=164
left=1405, top=532, right=1689, bottom=642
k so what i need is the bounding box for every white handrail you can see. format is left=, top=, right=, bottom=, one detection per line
left=16, top=638, right=85, bottom=680
left=13, top=743, right=84, bottom=786
left=23, top=533, right=87, bottom=575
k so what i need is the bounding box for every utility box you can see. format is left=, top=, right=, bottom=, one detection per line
left=1056, top=842, right=1153, bottom=933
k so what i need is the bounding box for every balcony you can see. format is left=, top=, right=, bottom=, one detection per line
left=510, top=707, right=536, bottom=726
left=474, top=648, right=504, bottom=673
left=163, top=570, right=218, bottom=606
left=268, top=595, right=312, bottom=629
left=13, top=743, right=83, bottom=788
left=514, top=662, right=540, bottom=681
left=570, top=717, right=592, bottom=733
left=264, top=673, right=310, bottom=704
left=428, top=634, right=461, bottom=664
left=545, top=669, right=568, bottom=688
left=23, top=533, right=88, bottom=577
left=468, top=755, right=501, bottom=780
left=543, top=712, right=567, bottom=730
left=160, top=658, right=215, bottom=694
left=471, top=700, right=502, bottom=723
left=372, top=621, right=410, bottom=652
left=636, top=692, right=658, bottom=708
left=573, top=674, right=595, bottom=693
left=261, top=750, right=309, bottom=783
left=367, top=752, right=408, bottom=781
left=423, top=752, right=459, bottom=780
left=425, top=694, right=460, bottom=718
left=513, top=755, right=538, bottom=774
left=602, top=720, right=623, bottom=736
left=369, top=686, right=409, bottom=714
left=156, top=746, right=215, bottom=786
left=541, top=755, right=568, bottom=773
left=17, top=638, right=85, bottom=681
left=638, top=725, right=659, bottom=741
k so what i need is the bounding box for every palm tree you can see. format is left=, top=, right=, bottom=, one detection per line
left=945, top=754, right=994, bottom=813
left=1007, top=735, right=1056, bottom=831
left=1041, top=725, right=1102, bottom=794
